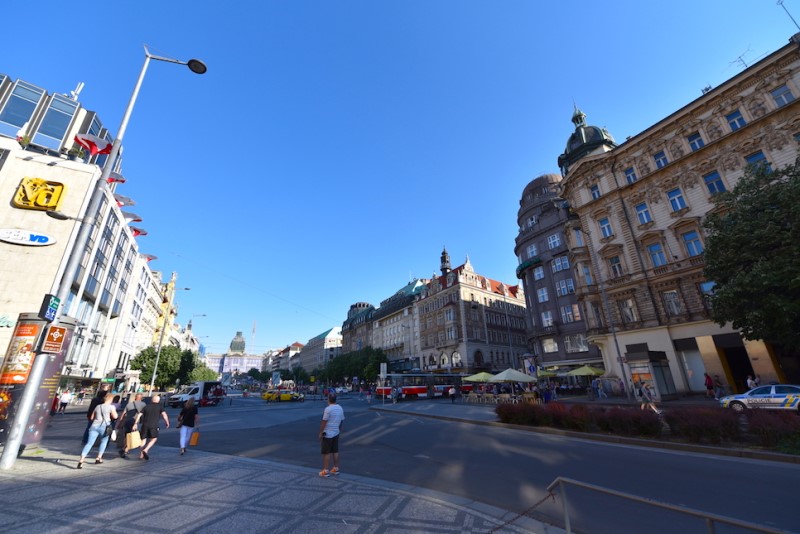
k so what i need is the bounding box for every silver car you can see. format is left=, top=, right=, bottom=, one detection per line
left=719, top=384, right=800, bottom=412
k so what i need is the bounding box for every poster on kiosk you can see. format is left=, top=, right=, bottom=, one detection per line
left=0, top=313, right=76, bottom=446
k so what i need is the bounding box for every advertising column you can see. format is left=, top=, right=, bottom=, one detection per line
left=0, top=313, right=77, bottom=449
left=0, top=314, right=47, bottom=445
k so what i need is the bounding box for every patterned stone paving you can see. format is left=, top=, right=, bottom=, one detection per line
left=0, top=449, right=559, bottom=533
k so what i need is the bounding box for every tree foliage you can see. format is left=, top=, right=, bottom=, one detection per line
left=318, top=348, right=387, bottom=384
left=130, top=345, right=216, bottom=389
left=703, top=159, right=800, bottom=349
left=190, top=365, right=219, bottom=382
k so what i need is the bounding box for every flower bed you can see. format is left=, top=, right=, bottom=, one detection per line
left=495, top=403, right=800, bottom=454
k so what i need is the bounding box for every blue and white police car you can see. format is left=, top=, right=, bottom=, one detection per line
left=719, top=384, right=800, bottom=412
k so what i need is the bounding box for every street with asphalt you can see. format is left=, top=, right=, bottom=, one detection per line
left=0, top=394, right=797, bottom=533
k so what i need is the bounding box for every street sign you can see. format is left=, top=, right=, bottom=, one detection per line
left=41, top=326, right=67, bottom=353
left=37, top=294, right=60, bottom=322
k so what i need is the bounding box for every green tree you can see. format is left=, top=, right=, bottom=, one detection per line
left=323, top=348, right=387, bottom=384
left=129, top=345, right=183, bottom=390
left=189, top=365, right=219, bottom=382
left=703, top=158, right=800, bottom=349
left=176, top=349, right=197, bottom=387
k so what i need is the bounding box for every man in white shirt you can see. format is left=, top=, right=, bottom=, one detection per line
left=58, top=390, right=73, bottom=414
left=318, top=393, right=344, bottom=477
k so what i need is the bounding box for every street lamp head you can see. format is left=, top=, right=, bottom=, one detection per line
left=46, top=210, right=71, bottom=221
left=186, top=59, right=207, bottom=75
left=46, top=210, right=86, bottom=222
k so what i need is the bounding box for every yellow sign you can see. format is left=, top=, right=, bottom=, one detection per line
left=12, top=177, right=65, bottom=211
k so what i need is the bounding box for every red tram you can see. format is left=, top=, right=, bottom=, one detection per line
left=375, top=373, right=473, bottom=399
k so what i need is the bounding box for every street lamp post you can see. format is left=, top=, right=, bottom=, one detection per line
left=0, top=46, right=205, bottom=470
left=55, top=46, right=205, bottom=319
left=149, top=272, right=189, bottom=394
left=582, top=227, right=632, bottom=401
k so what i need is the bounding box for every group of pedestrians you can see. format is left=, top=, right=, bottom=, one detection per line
left=76, top=390, right=199, bottom=469
left=76, top=388, right=346, bottom=480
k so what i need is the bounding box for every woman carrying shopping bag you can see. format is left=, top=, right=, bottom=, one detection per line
left=177, top=397, right=199, bottom=455
left=77, top=393, right=118, bottom=469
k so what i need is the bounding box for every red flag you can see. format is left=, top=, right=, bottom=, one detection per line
left=121, top=211, right=142, bottom=223
left=74, top=133, right=112, bottom=156
left=129, top=227, right=148, bottom=237
left=113, top=194, right=135, bottom=207
left=140, top=254, right=158, bottom=262
left=107, top=172, right=126, bottom=184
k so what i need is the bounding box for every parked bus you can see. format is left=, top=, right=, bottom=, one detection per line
left=375, top=373, right=473, bottom=400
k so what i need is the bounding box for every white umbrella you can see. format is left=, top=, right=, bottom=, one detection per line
left=488, top=368, right=537, bottom=383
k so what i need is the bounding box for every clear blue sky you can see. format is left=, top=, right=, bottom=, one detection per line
left=3, top=1, right=793, bottom=354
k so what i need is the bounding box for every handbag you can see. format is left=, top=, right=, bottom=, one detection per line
left=189, top=431, right=200, bottom=446
left=104, top=425, right=114, bottom=438
left=126, top=430, right=143, bottom=450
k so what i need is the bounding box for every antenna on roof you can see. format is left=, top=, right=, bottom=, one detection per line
left=731, top=48, right=751, bottom=69
left=69, top=82, right=85, bottom=101
left=777, top=0, right=800, bottom=31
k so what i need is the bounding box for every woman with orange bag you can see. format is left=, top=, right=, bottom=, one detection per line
left=177, top=397, right=199, bottom=455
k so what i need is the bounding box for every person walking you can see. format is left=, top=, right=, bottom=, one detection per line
left=77, top=392, right=118, bottom=469
left=703, top=372, right=715, bottom=399
left=595, top=379, right=608, bottom=399
left=177, top=397, right=199, bottom=455
left=448, top=386, right=456, bottom=403
left=318, top=393, right=344, bottom=477
left=117, top=393, right=145, bottom=458
left=133, top=394, right=170, bottom=460
left=81, top=385, right=110, bottom=445
left=746, top=375, right=756, bottom=390
left=58, top=389, right=72, bottom=414
left=713, top=375, right=726, bottom=400
left=76, top=389, right=86, bottom=405
left=639, top=382, right=661, bottom=415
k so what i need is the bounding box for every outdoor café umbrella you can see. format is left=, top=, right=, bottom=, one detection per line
left=489, top=368, right=537, bottom=384
left=566, top=365, right=605, bottom=377
left=536, top=369, right=558, bottom=378
left=463, top=372, right=495, bottom=382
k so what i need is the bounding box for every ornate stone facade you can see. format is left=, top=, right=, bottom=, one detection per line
left=557, top=33, right=800, bottom=395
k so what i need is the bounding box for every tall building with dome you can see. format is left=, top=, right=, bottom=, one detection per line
left=204, top=330, right=265, bottom=374
left=515, top=173, right=602, bottom=372
left=555, top=33, right=800, bottom=397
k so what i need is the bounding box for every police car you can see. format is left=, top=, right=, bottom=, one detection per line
left=719, top=384, right=800, bottom=412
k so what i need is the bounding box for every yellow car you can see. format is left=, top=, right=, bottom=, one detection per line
left=261, top=390, right=304, bottom=402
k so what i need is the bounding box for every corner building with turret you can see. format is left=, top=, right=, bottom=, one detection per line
left=555, top=33, right=800, bottom=397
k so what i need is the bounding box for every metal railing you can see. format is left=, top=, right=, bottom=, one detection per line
left=546, top=477, right=789, bottom=534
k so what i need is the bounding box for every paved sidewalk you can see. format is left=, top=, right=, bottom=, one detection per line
left=0, top=408, right=557, bottom=534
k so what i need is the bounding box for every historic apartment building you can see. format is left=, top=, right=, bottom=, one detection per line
left=341, top=301, right=374, bottom=354
left=416, top=249, right=527, bottom=373
left=293, top=327, right=343, bottom=372
left=371, top=279, right=426, bottom=372
left=515, top=173, right=602, bottom=370
left=556, top=32, right=800, bottom=397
